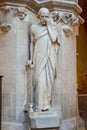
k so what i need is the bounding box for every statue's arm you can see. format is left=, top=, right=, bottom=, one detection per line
left=47, top=25, right=59, bottom=45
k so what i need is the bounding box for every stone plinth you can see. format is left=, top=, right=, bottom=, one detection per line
left=29, top=109, right=61, bottom=129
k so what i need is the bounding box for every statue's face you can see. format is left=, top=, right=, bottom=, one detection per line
left=39, top=13, right=49, bottom=25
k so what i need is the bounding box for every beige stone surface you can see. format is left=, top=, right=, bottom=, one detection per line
left=60, top=28, right=77, bottom=119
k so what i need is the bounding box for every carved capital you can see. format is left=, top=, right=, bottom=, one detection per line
left=14, top=8, right=27, bottom=20
left=0, top=6, right=27, bottom=32
left=52, top=11, right=79, bottom=25
left=52, top=11, right=79, bottom=37
left=0, top=23, right=12, bottom=32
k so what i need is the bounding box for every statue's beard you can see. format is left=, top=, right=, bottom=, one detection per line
left=41, top=20, right=46, bottom=26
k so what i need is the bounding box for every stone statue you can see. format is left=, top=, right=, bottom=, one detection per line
left=28, top=7, right=60, bottom=112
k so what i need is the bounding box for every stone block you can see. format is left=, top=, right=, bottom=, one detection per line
left=29, top=109, right=61, bottom=129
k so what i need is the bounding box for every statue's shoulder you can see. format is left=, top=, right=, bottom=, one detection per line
left=31, top=23, right=41, bottom=35
left=31, top=23, right=39, bottom=33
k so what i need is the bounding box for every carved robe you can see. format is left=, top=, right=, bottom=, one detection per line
left=30, top=23, right=59, bottom=110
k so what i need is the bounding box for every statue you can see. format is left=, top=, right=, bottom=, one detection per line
left=28, top=7, right=60, bottom=112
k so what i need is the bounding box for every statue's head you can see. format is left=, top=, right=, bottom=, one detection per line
left=38, top=7, right=50, bottom=25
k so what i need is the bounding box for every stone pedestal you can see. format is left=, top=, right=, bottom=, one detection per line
left=29, top=109, right=61, bottom=129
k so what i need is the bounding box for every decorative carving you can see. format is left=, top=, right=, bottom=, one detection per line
left=52, top=11, right=79, bottom=37
left=0, top=6, right=27, bottom=32
left=15, top=8, right=27, bottom=20
left=52, top=11, right=79, bottom=25
left=0, top=6, right=12, bottom=32
left=62, top=25, right=73, bottom=37
left=0, top=23, right=12, bottom=32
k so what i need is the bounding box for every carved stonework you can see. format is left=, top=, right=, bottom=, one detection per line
left=0, top=23, right=12, bottom=32
left=52, top=11, right=79, bottom=37
left=14, top=8, right=27, bottom=20
left=0, top=6, right=27, bottom=32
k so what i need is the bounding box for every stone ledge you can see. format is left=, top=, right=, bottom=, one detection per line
left=0, top=0, right=82, bottom=15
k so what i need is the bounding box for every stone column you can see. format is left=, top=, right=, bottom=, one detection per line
left=0, top=76, right=3, bottom=130
left=0, top=5, right=37, bottom=124
left=0, top=5, right=27, bottom=123
left=50, top=7, right=84, bottom=130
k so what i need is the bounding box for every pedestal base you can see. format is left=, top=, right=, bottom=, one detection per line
left=28, top=109, right=61, bottom=129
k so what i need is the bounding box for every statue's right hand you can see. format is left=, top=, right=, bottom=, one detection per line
left=46, top=17, right=51, bottom=26
left=26, top=60, right=34, bottom=69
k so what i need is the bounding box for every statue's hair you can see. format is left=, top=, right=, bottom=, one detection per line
left=37, top=7, right=49, bottom=18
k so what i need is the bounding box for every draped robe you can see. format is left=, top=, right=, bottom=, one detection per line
left=30, top=23, right=59, bottom=110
